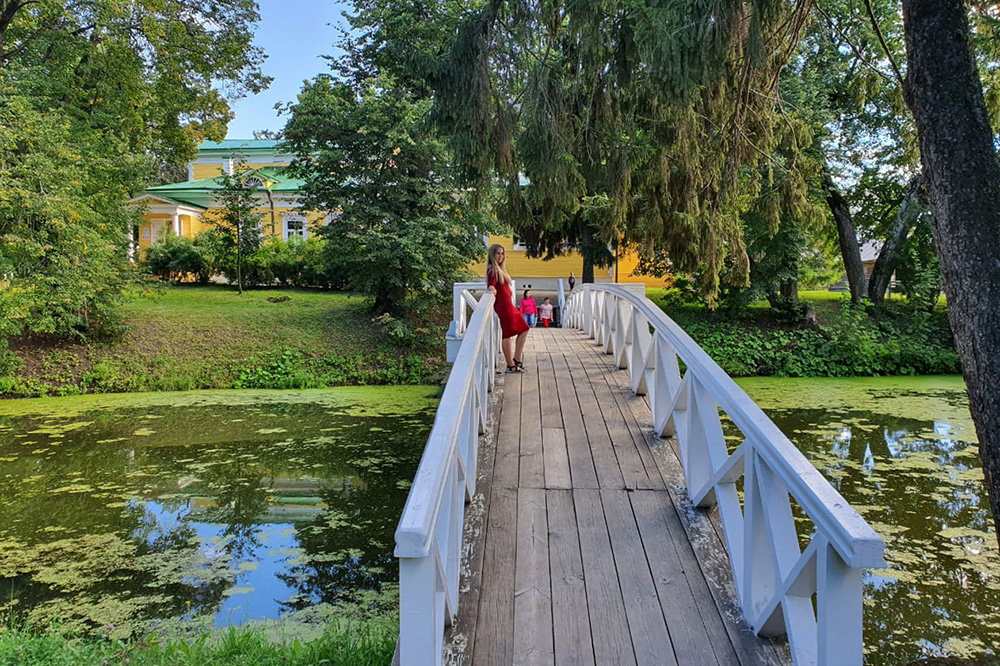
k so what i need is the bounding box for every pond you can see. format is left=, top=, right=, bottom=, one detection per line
left=0, top=387, right=439, bottom=640
left=736, top=375, right=999, bottom=665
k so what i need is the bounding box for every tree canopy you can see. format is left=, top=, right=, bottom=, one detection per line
left=0, top=0, right=268, bottom=339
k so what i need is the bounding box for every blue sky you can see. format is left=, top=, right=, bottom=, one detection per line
left=226, top=1, right=351, bottom=139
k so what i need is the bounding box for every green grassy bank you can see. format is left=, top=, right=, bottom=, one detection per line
left=0, top=618, right=396, bottom=666
left=648, top=289, right=960, bottom=377
left=1, top=286, right=448, bottom=398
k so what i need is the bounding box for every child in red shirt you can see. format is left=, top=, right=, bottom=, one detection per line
left=539, top=297, right=553, bottom=327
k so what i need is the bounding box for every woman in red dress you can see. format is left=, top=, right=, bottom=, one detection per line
left=486, top=244, right=529, bottom=372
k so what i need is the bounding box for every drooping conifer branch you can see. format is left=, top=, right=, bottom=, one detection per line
left=432, top=0, right=818, bottom=301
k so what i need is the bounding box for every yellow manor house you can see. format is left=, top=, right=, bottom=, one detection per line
left=131, top=139, right=669, bottom=289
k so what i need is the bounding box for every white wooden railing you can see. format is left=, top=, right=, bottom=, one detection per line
left=395, top=287, right=500, bottom=666
left=564, top=284, right=885, bottom=666
left=446, top=281, right=512, bottom=362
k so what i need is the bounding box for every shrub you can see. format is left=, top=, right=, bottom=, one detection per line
left=144, top=235, right=211, bottom=283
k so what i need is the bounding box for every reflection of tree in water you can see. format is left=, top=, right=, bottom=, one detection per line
left=277, top=415, right=431, bottom=611
left=197, top=453, right=271, bottom=561
left=759, top=408, right=1000, bottom=664
left=0, top=399, right=436, bottom=633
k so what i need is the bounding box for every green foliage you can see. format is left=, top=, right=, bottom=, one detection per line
left=257, top=237, right=345, bottom=289
left=0, top=0, right=268, bottom=341
left=0, top=340, right=22, bottom=378
left=284, top=75, right=492, bottom=315
left=234, top=348, right=431, bottom=389
left=212, top=162, right=265, bottom=293
left=0, top=617, right=396, bottom=666
left=660, top=296, right=960, bottom=378
left=143, top=236, right=213, bottom=284
left=894, top=216, right=942, bottom=310
left=430, top=0, right=821, bottom=300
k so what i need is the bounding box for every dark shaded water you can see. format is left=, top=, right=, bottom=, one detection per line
left=0, top=388, right=438, bottom=639
left=736, top=376, right=998, bottom=665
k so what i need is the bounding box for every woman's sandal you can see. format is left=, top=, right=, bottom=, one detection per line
left=506, top=365, right=522, bottom=373
left=514, top=358, right=524, bottom=371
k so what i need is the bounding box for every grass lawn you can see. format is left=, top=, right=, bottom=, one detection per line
left=3, top=285, right=448, bottom=397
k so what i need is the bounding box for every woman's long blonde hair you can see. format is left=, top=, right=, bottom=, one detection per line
left=487, top=243, right=511, bottom=285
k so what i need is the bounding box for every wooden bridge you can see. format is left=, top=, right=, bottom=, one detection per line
left=394, top=285, right=886, bottom=666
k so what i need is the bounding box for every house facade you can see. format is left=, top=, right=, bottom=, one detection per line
left=131, top=140, right=328, bottom=256
left=133, top=139, right=671, bottom=288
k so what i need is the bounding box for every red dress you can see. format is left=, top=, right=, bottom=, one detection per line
left=488, top=268, right=529, bottom=339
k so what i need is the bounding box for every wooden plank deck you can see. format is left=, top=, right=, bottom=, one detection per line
left=444, top=328, right=791, bottom=666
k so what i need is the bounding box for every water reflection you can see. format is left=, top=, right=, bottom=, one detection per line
left=0, top=388, right=438, bottom=638
left=736, top=377, right=999, bottom=664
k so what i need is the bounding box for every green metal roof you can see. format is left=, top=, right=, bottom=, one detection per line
left=144, top=167, right=304, bottom=208
left=199, top=139, right=286, bottom=153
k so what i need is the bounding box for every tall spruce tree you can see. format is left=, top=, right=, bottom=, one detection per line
left=432, top=0, right=817, bottom=301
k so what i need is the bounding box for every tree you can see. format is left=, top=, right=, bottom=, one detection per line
left=283, top=75, right=492, bottom=315
left=900, top=0, right=1000, bottom=550
left=431, top=1, right=818, bottom=302
left=0, top=0, right=268, bottom=339
left=214, top=163, right=264, bottom=295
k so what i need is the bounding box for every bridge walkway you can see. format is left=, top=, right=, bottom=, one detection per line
left=447, top=327, right=790, bottom=666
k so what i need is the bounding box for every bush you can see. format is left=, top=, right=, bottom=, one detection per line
left=144, top=235, right=211, bottom=283
left=257, top=237, right=345, bottom=288
left=659, top=296, right=960, bottom=378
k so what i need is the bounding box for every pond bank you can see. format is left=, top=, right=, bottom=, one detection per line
left=0, top=286, right=450, bottom=398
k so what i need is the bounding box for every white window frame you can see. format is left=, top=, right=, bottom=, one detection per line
left=511, top=234, right=528, bottom=251
left=282, top=212, right=308, bottom=241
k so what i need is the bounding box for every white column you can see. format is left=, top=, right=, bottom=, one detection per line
left=172, top=212, right=181, bottom=236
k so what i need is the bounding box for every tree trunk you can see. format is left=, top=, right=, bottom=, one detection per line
left=237, top=217, right=244, bottom=296
left=869, top=175, right=924, bottom=305
left=581, top=227, right=595, bottom=283
left=779, top=279, right=798, bottom=302
left=823, top=173, right=866, bottom=303
left=901, top=0, right=1000, bottom=551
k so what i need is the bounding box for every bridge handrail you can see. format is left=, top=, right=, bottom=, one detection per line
left=564, top=284, right=885, bottom=666
left=449, top=280, right=514, bottom=342
left=395, top=289, right=499, bottom=666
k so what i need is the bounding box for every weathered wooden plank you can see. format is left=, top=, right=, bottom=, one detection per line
left=550, top=354, right=599, bottom=489
left=538, top=351, right=563, bottom=430
left=569, top=334, right=667, bottom=490
left=630, top=490, right=730, bottom=666
left=563, top=354, right=626, bottom=489
left=542, top=427, right=572, bottom=489
left=571, top=342, right=655, bottom=490
left=600, top=489, right=677, bottom=666
left=547, top=489, right=596, bottom=666
left=599, top=348, right=790, bottom=666
left=573, top=488, right=636, bottom=666
left=472, top=486, right=518, bottom=666
left=444, top=382, right=503, bottom=666
left=494, top=371, right=521, bottom=490
left=514, top=488, right=554, bottom=666
left=520, top=356, right=546, bottom=489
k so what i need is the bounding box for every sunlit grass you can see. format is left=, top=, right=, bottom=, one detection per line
left=4, top=285, right=449, bottom=396
left=0, top=617, right=397, bottom=666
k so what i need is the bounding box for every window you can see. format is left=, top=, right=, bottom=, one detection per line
left=283, top=213, right=308, bottom=241
left=511, top=234, right=528, bottom=251
left=243, top=176, right=265, bottom=189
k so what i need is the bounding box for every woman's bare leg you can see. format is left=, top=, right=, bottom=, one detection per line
left=502, top=336, right=514, bottom=367
left=514, top=330, right=528, bottom=363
